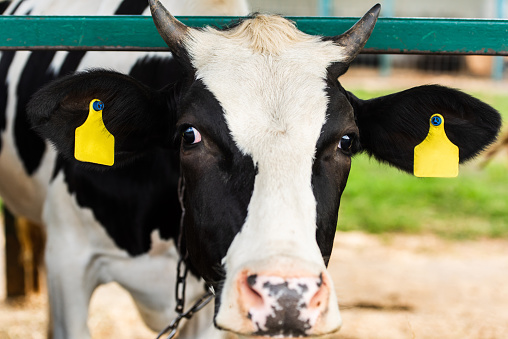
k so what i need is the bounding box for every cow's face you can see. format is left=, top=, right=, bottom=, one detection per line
left=150, top=1, right=379, bottom=336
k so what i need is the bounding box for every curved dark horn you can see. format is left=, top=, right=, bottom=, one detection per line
left=332, top=4, right=381, bottom=64
left=148, top=0, right=189, bottom=56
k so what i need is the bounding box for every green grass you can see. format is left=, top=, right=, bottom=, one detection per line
left=337, top=89, right=508, bottom=239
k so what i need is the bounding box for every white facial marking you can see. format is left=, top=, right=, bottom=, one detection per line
left=185, top=16, right=347, bottom=264
left=184, top=15, right=344, bottom=334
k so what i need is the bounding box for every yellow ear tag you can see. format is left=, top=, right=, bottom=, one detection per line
left=74, top=99, right=115, bottom=166
left=414, top=114, right=458, bottom=177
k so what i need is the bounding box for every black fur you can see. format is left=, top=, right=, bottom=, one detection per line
left=347, top=85, right=502, bottom=173
left=312, top=79, right=359, bottom=265
left=57, top=148, right=181, bottom=256
left=176, top=80, right=256, bottom=284
left=129, top=55, right=186, bottom=90
left=114, top=0, right=148, bottom=15
left=0, top=50, right=15, bottom=152
left=0, top=2, right=14, bottom=152
left=28, top=70, right=176, bottom=170
left=0, top=1, right=10, bottom=14
left=14, top=51, right=55, bottom=175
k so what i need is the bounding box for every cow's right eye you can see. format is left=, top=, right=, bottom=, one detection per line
left=182, top=126, right=202, bottom=145
left=338, top=134, right=353, bottom=152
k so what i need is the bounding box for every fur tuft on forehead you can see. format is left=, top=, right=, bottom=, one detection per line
left=213, top=14, right=314, bottom=55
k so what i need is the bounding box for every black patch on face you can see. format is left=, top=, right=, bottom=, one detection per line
left=177, top=80, right=256, bottom=285
left=324, top=60, right=350, bottom=80
left=312, top=71, right=358, bottom=266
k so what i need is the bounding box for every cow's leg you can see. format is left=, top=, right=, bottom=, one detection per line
left=4, top=207, right=27, bottom=297
left=42, top=173, right=102, bottom=339
left=105, top=233, right=205, bottom=333
left=45, top=245, right=96, bottom=339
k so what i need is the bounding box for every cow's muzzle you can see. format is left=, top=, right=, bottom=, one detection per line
left=215, top=266, right=341, bottom=337
left=241, top=272, right=329, bottom=337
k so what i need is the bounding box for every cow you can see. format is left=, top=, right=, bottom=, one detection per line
left=0, top=0, right=248, bottom=338
left=22, top=0, right=503, bottom=338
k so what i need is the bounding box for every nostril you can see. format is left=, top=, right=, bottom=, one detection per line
left=247, top=274, right=258, bottom=287
left=317, top=273, right=323, bottom=288
left=239, top=273, right=264, bottom=308
left=309, top=274, right=329, bottom=310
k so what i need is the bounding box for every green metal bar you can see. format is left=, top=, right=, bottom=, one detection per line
left=0, top=16, right=508, bottom=55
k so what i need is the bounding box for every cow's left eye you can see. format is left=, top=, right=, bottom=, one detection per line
left=182, top=126, right=202, bottom=145
left=338, top=134, right=353, bottom=152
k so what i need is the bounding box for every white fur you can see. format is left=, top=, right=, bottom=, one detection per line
left=185, top=17, right=345, bottom=336
left=44, top=172, right=204, bottom=338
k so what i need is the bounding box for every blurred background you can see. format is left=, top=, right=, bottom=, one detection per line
left=1, top=1, right=507, bottom=339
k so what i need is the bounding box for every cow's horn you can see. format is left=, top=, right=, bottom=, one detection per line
left=332, top=4, right=381, bottom=63
left=148, top=0, right=189, bottom=56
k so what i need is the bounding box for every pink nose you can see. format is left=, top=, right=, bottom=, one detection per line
left=237, top=272, right=330, bottom=337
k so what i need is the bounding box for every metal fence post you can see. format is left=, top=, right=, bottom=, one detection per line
left=318, top=0, right=333, bottom=17
left=493, top=0, right=506, bottom=80
left=380, top=0, right=395, bottom=77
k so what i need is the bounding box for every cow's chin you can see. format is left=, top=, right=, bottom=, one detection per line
left=216, top=328, right=342, bottom=339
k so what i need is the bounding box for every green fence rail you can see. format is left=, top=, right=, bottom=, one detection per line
left=1, top=16, right=507, bottom=55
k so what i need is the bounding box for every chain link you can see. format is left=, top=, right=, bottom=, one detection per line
left=156, top=176, right=215, bottom=339
left=174, top=257, right=188, bottom=314
left=155, top=175, right=214, bottom=339
left=156, top=288, right=214, bottom=339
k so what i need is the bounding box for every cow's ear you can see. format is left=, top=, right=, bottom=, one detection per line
left=27, top=69, right=177, bottom=169
left=348, top=85, right=502, bottom=173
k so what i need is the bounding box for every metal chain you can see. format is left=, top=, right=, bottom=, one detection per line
left=175, top=257, right=188, bottom=314
left=154, top=176, right=214, bottom=339
left=155, top=287, right=214, bottom=339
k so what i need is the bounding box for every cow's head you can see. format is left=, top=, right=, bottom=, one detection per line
left=28, top=1, right=501, bottom=337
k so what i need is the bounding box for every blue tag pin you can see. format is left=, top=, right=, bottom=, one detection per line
left=431, top=115, right=442, bottom=126
left=93, top=100, right=104, bottom=111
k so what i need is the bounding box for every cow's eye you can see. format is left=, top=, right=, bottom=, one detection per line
left=338, top=134, right=353, bottom=152
left=182, top=126, right=202, bottom=145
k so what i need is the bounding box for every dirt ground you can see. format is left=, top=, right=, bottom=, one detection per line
left=1, top=231, right=508, bottom=339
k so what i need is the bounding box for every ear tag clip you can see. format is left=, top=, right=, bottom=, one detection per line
left=414, top=114, right=458, bottom=177
left=75, top=99, right=115, bottom=166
